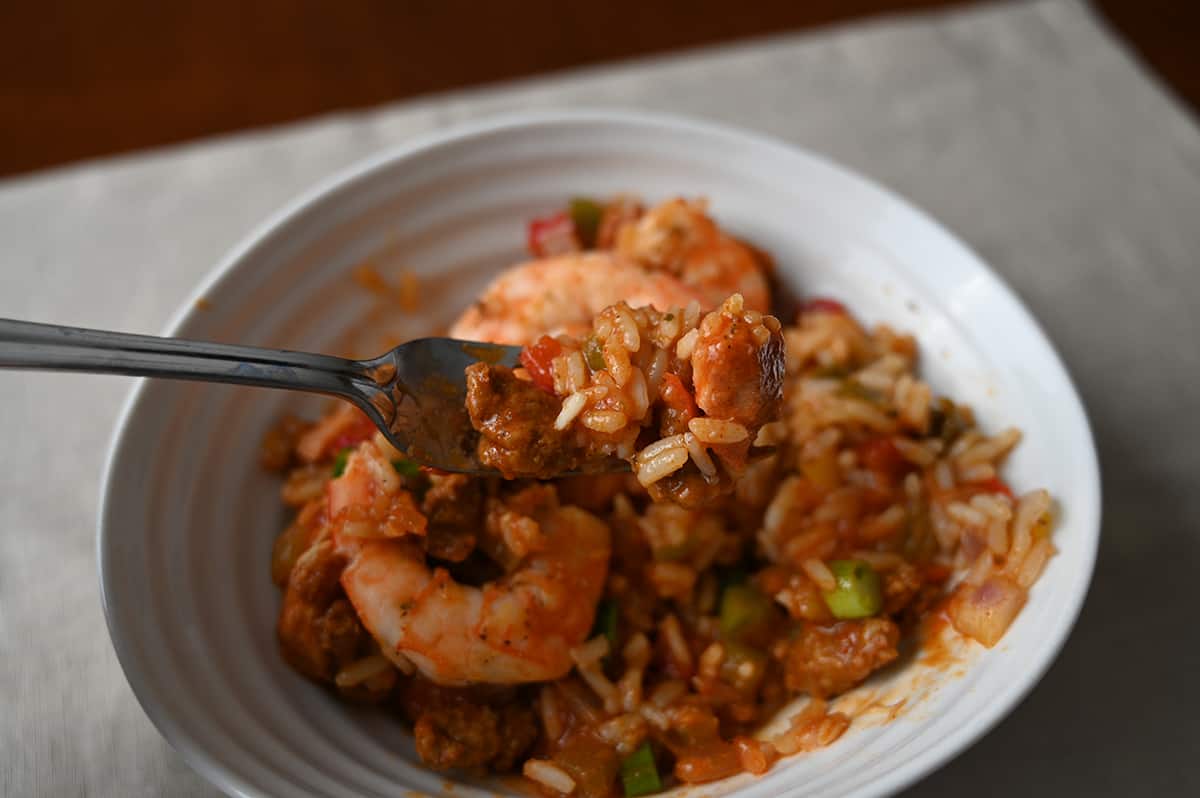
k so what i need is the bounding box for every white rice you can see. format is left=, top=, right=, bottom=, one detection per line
left=684, top=432, right=718, bottom=479
left=523, top=760, right=576, bottom=794
left=581, top=410, right=628, bottom=433
left=333, top=654, right=392, bottom=688
left=676, top=328, right=699, bottom=360
left=688, top=417, right=749, bottom=444
left=554, top=392, right=587, bottom=430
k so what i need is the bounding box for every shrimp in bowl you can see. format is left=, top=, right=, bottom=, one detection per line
left=263, top=194, right=1059, bottom=796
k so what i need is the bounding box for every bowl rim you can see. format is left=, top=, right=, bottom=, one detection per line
left=97, top=107, right=1102, bottom=798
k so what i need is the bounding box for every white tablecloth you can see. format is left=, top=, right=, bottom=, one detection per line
left=3, top=1, right=1198, bottom=794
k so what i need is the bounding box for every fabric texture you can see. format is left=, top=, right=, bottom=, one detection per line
left=2, top=1, right=1198, bottom=794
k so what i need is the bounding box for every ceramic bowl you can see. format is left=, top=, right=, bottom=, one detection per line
left=99, top=110, right=1100, bottom=798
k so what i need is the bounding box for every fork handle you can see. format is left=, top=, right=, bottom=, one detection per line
left=0, top=318, right=391, bottom=419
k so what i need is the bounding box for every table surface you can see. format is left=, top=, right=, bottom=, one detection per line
left=2, top=1, right=1199, bottom=179
left=3, top=1, right=1199, bottom=795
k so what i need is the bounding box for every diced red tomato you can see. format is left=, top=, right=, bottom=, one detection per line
left=519, top=335, right=562, bottom=393
left=660, top=373, right=698, bottom=420
left=972, top=476, right=1014, bottom=499
left=800, top=297, right=847, bottom=315
left=526, top=211, right=581, bottom=258
left=856, top=436, right=907, bottom=478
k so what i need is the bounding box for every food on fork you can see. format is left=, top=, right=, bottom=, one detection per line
left=465, top=293, right=785, bottom=506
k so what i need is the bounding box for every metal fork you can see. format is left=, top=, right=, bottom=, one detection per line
left=0, top=318, right=529, bottom=474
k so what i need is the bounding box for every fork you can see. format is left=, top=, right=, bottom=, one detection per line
left=0, top=318, right=529, bottom=474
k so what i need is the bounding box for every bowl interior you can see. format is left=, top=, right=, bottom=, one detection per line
left=99, top=112, right=1099, bottom=798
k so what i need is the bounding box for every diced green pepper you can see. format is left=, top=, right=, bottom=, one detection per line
left=391, top=457, right=421, bottom=477
left=569, top=197, right=604, bottom=248
left=583, top=335, right=606, bottom=371
left=719, top=584, right=773, bottom=640
left=331, top=447, right=353, bottom=477
left=822, top=559, right=883, bottom=619
left=592, top=599, right=619, bottom=650
left=620, top=743, right=662, bottom=797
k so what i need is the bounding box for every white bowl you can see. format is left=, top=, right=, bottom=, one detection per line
left=98, top=110, right=1100, bottom=798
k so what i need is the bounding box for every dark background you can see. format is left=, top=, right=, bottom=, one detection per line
left=0, top=0, right=1196, bottom=179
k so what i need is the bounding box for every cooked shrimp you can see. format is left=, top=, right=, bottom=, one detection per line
left=327, top=438, right=403, bottom=518
left=450, top=251, right=706, bottom=345
left=615, top=197, right=770, bottom=312
left=338, top=502, right=611, bottom=685
left=276, top=438, right=418, bottom=685
left=295, top=402, right=376, bottom=464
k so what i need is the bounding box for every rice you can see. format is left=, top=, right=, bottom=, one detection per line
left=557, top=679, right=603, bottom=725
left=581, top=410, right=628, bottom=433
left=635, top=443, right=689, bottom=486
left=639, top=703, right=671, bottom=730
left=622, top=633, right=652, bottom=669
left=945, top=504, right=984, bottom=535
left=698, top=642, right=726, bottom=680
left=688, top=417, right=749, bottom=444
left=1016, top=537, right=1054, bottom=588
left=577, top=661, right=619, bottom=711
left=389, top=650, right=416, bottom=676
left=539, top=685, right=563, bottom=742
left=618, top=667, right=644, bottom=713
left=957, top=427, right=1022, bottom=466
left=659, top=614, right=693, bottom=676
left=754, top=420, right=787, bottom=447
left=987, top=518, right=1010, bottom=555
left=596, top=713, right=648, bottom=755
left=523, top=760, right=576, bottom=795
left=893, top=437, right=936, bottom=467
left=934, top=460, right=955, bottom=491
left=648, top=561, right=697, bottom=598
left=684, top=432, right=718, bottom=479
left=615, top=304, right=641, bottom=352
left=860, top=505, right=907, bottom=541
left=957, top=462, right=996, bottom=483
left=566, top=350, right=587, bottom=392
left=334, top=654, right=392, bottom=689
left=647, top=347, right=669, bottom=395
left=649, top=679, right=687, bottom=708
left=735, top=738, right=778, bottom=775
left=554, top=392, right=587, bottom=430
left=771, top=699, right=851, bottom=756
left=570, top=635, right=611, bottom=668
left=628, top=368, right=650, bottom=418
left=895, top=374, right=932, bottom=431
left=964, top=551, right=994, bottom=585
left=1009, top=489, right=1052, bottom=566
left=676, top=328, right=699, bottom=360
left=801, top=559, right=836, bottom=592
left=605, top=339, right=634, bottom=386
left=971, top=492, right=1013, bottom=518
